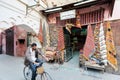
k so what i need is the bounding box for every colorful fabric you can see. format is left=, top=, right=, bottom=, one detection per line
left=83, top=25, right=95, bottom=60
left=94, top=24, right=100, bottom=55
left=38, top=20, right=43, bottom=43
left=106, top=21, right=118, bottom=71
left=42, top=23, right=47, bottom=47
left=57, top=27, right=65, bottom=51
left=99, top=23, right=107, bottom=65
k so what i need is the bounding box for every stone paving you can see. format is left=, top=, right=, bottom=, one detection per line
left=0, top=54, right=120, bottom=80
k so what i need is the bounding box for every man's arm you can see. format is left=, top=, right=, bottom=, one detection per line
left=37, top=49, right=49, bottom=61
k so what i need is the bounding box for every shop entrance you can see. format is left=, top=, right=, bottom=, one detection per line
left=71, top=26, right=87, bottom=51
left=63, top=25, right=87, bottom=63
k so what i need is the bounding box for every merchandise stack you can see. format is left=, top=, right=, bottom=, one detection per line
left=106, top=22, right=118, bottom=71
left=94, top=24, right=100, bottom=58
left=99, top=23, right=107, bottom=66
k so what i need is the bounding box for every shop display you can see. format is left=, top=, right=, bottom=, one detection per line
left=94, top=24, right=100, bottom=56
left=106, top=21, right=118, bottom=71
left=84, top=23, right=107, bottom=67
left=57, top=27, right=65, bottom=51
left=57, top=27, right=65, bottom=61
left=83, top=24, right=95, bottom=60
left=49, top=25, right=58, bottom=47
left=84, top=22, right=118, bottom=71
left=42, top=23, right=47, bottom=47
left=45, top=47, right=56, bottom=61
left=99, top=23, right=107, bottom=65
left=38, top=20, right=43, bottom=43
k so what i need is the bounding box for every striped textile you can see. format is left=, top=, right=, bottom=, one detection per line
left=57, top=27, right=65, bottom=51
left=99, top=23, right=107, bottom=65
left=106, top=21, right=118, bottom=71
left=38, top=20, right=43, bottom=43
left=83, top=25, right=95, bottom=59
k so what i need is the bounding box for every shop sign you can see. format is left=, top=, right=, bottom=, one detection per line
left=60, top=10, right=76, bottom=20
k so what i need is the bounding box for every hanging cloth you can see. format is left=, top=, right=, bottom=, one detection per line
left=94, top=24, right=100, bottom=54
left=57, top=27, right=65, bottom=61
left=57, top=27, right=65, bottom=51
left=38, top=20, right=43, bottom=43
left=83, top=24, right=95, bottom=60
left=106, top=21, right=118, bottom=71
left=99, top=23, right=107, bottom=65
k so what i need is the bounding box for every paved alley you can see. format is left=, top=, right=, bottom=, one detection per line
left=0, top=54, right=120, bottom=80
left=0, top=0, right=120, bottom=80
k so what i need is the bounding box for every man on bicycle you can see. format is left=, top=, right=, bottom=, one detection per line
left=25, top=43, right=48, bottom=80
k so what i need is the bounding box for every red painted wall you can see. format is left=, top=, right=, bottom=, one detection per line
left=14, top=26, right=27, bottom=56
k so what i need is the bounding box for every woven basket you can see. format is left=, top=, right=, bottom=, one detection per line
left=37, top=66, right=44, bottom=74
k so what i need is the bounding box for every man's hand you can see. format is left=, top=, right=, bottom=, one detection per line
left=45, top=57, right=49, bottom=61
left=34, top=62, right=39, bottom=66
left=42, top=55, right=49, bottom=61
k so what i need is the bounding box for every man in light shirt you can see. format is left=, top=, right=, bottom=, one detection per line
left=25, top=43, right=48, bottom=80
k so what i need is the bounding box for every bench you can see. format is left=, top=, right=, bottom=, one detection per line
left=84, top=61, right=105, bottom=73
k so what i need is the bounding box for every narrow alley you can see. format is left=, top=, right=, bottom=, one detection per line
left=0, top=0, right=120, bottom=80
left=0, top=54, right=120, bottom=80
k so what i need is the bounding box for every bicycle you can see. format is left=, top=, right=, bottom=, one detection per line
left=23, top=62, right=53, bottom=80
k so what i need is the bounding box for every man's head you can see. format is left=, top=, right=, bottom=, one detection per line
left=31, top=43, right=37, bottom=50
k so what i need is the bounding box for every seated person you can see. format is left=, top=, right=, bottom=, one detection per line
left=25, top=43, right=48, bottom=80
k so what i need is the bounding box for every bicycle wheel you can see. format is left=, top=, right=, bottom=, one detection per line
left=36, top=74, right=42, bottom=80
left=23, top=66, right=32, bottom=80
left=41, top=72, right=53, bottom=80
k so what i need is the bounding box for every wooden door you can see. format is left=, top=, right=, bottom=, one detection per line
left=6, top=29, right=14, bottom=56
